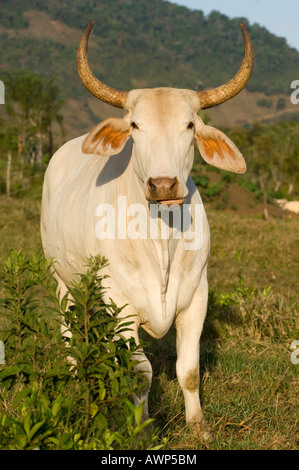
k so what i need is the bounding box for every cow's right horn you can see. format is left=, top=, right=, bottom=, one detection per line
left=77, top=21, right=128, bottom=109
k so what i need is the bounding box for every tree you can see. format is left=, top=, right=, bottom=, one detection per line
left=3, top=70, right=64, bottom=173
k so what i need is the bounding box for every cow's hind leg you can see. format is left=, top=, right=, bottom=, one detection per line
left=118, top=314, right=153, bottom=421
left=175, top=273, right=210, bottom=439
left=132, top=344, right=153, bottom=421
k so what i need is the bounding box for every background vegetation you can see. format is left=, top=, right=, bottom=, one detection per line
left=1, top=69, right=299, bottom=200
left=0, top=0, right=298, bottom=451
left=0, top=187, right=298, bottom=450
left=1, top=0, right=299, bottom=96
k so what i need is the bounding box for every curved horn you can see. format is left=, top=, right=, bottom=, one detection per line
left=77, top=21, right=128, bottom=109
left=198, top=24, right=254, bottom=109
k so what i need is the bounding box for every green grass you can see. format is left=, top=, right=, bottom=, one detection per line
left=144, top=284, right=298, bottom=450
left=0, top=191, right=298, bottom=450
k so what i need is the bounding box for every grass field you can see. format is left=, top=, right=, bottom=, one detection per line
left=0, top=184, right=298, bottom=450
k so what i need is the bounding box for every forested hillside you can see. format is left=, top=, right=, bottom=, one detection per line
left=1, top=0, right=299, bottom=200
left=0, top=0, right=299, bottom=97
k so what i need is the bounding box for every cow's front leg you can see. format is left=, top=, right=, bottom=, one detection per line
left=175, top=275, right=210, bottom=439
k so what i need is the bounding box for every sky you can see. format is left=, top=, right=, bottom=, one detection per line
left=170, top=0, right=299, bottom=51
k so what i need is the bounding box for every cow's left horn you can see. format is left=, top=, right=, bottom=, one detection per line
left=198, top=24, right=254, bottom=109
left=77, top=21, right=128, bottom=109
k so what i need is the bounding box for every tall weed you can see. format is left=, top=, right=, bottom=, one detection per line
left=0, top=250, right=165, bottom=450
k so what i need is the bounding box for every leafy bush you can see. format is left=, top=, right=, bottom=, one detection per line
left=256, top=98, right=273, bottom=108
left=192, top=174, right=225, bottom=202
left=0, top=250, right=165, bottom=450
left=192, top=174, right=209, bottom=188
left=227, top=122, right=299, bottom=199
left=276, top=98, right=286, bottom=111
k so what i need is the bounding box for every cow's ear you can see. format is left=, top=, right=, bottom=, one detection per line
left=195, top=116, right=246, bottom=174
left=82, top=117, right=131, bottom=156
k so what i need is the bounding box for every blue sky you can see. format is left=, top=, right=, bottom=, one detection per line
left=170, top=0, right=299, bottom=51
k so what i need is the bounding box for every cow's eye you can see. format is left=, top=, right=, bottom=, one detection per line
left=131, top=122, right=139, bottom=130
left=187, top=121, right=194, bottom=130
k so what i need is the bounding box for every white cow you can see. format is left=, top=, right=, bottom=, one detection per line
left=41, top=22, right=254, bottom=438
left=275, top=199, right=299, bottom=215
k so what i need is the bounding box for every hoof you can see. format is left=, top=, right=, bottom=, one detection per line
left=189, top=418, right=211, bottom=441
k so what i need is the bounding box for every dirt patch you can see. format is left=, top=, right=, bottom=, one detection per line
left=198, top=171, right=291, bottom=218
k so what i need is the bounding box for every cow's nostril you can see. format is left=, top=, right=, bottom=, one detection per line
left=148, top=178, right=156, bottom=193
left=170, top=180, right=177, bottom=190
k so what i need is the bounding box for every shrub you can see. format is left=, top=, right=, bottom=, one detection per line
left=256, top=98, right=273, bottom=108
left=276, top=98, right=286, bottom=111
left=0, top=250, right=165, bottom=450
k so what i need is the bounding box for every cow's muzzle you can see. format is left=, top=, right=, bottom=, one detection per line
left=146, top=177, right=185, bottom=206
